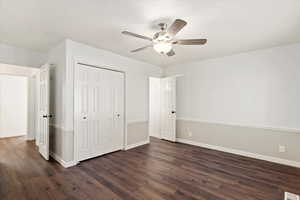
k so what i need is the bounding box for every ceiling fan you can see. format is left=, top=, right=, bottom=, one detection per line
left=122, top=19, right=207, bottom=56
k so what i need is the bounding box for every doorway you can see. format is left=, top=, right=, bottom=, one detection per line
left=0, top=75, right=27, bottom=138
left=0, top=63, right=39, bottom=141
left=149, top=76, right=177, bottom=142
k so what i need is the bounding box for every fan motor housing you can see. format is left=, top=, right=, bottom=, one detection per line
left=158, top=23, right=167, bottom=31
left=153, top=31, right=172, bottom=43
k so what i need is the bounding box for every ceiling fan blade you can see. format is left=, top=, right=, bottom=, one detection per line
left=122, top=31, right=152, bottom=41
left=166, top=49, right=175, bottom=57
left=175, top=39, right=207, bottom=45
left=131, top=45, right=152, bottom=53
left=167, top=19, right=187, bottom=37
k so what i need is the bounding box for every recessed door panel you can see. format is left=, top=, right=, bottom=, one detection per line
left=89, top=68, right=102, bottom=155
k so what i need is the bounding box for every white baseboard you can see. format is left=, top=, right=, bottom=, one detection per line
left=176, top=138, right=300, bottom=168
left=50, top=152, right=77, bottom=168
left=125, top=140, right=150, bottom=150
left=26, top=136, right=35, bottom=141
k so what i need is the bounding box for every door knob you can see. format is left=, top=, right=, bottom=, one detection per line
left=43, top=114, right=53, bottom=118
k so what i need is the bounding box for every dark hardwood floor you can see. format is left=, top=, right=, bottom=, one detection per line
left=1, top=136, right=300, bottom=200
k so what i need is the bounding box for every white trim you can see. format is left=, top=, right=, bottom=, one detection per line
left=26, top=136, right=35, bottom=141
left=285, top=192, right=300, bottom=200
left=127, top=119, right=148, bottom=124
left=0, top=134, right=26, bottom=139
left=50, top=152, right=78, bottom=168
left=176, top=138, right=300, bottom=168
left=177, top=118, right=300, bottom=134
left=125, top=140, right=150, bottom=150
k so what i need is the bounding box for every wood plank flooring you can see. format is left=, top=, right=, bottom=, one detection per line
left=1, top=136, right=300, bottom=200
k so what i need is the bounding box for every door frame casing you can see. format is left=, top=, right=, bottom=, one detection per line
left=73, top=59, right=127, bottom=164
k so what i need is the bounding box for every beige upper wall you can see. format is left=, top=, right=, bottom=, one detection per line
left=165, top=43, right=300, bottom=130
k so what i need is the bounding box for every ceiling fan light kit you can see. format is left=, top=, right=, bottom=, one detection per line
left=122, top=19, right=207, bottom=57
left=153, top=42, right=172, bottom=54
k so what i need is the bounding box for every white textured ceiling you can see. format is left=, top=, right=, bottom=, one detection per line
left=0, top=0, right=300, bottom=67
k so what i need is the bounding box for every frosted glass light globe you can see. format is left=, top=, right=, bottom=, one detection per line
left=153, top=42, right=172, bottom=54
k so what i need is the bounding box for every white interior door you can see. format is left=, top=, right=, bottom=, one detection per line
left=39, top=64, right=50, bottom=160
left=111, top=70, right=125, bottom=152
left=75, top=64, right=124, bottom=162
left=160, top=77, right=176, bottom=142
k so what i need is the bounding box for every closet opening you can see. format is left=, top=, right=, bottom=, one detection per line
left=74, top=63, right=126, bottom=163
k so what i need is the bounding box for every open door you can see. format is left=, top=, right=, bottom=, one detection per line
left=160, top=77, right=176, bottom=142
left=38, top=64, right=50, bottom=160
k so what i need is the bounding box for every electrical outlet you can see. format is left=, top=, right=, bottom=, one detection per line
left=188, top=131, right=193, bottom=137
left=285, top=192, right=299, bottom=200
left=279, top=145, right=286, bottom=153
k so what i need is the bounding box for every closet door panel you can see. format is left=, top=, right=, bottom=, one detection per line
left=101, top=69, right=115, bottom=153
left=112, top=72, right=125, bottom=150
left=88, top=68, right=102, bottom=156
left=77, top=66, right=90, bottom=160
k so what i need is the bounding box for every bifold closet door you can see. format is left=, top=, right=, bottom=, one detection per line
left=75, top=64, right=124, bottom=161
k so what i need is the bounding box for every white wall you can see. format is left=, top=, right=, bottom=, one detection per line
left=48, top=39, right=162, bottom=163
left=65, top=40, right=162, bottom=129
left=47, top=42, right=66, bottom=129
left=165, top=43, right=300, bottom=130
left=27, top=75, right=38, bottom=140
left=0, top=75, right=28, bottom=138
left=47, top=41, right=67, bottom=160
left=149, top=77, right=161, bottom=138
left=66, top=40, right=162, bottom=153
left=0, top=43, right=47, bottom=68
